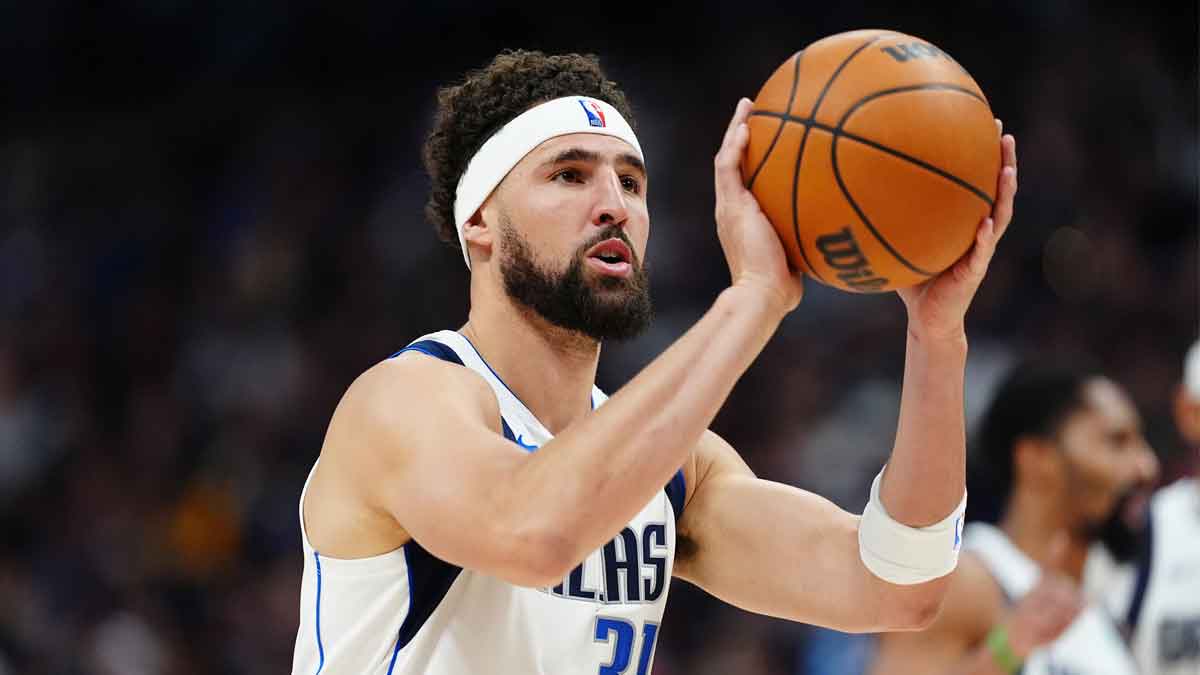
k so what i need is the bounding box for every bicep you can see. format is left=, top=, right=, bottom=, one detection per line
left=334, top=355, right=543, bottom=582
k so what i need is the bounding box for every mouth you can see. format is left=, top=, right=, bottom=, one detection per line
left=584, top=238, right=633, bottom=278
left=1120, top=489, right=1151, bottom=528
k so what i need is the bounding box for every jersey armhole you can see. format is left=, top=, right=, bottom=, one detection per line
left=665, top=469, right=686, bottom=521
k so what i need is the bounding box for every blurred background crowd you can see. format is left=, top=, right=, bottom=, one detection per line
left=0, top=1, right=1195, bottom=673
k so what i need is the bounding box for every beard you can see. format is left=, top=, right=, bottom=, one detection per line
left=1081, top=488, right=1151, bottom=563
left=498, top=216, right=653, bottom=342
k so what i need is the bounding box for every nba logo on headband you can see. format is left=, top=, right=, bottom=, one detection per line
left=579, top=99, right=606, bottom=127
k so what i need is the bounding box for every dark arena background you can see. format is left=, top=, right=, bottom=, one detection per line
left=0, top=2, right=1195, bottom=673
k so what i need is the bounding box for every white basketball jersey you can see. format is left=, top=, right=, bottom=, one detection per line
left=963, top=522, right=1138, bottom=675
left=1120, top=479, right=1200, bottom=675
left=291, top=330, right=685, bottom=675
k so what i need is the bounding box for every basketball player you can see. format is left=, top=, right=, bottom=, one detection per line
left=291, top=50, right=1018, bottom=674
left=1092, top=341, right=1200, bottom=674
left=869, top=363, right=1160, bottom=675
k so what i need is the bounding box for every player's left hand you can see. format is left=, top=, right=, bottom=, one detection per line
left=897, top=121, right=1017, bottom=342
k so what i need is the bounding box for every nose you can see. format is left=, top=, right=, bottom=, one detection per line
left=589, top=168, right=629, bottom=228
left=1132, top=440, right=1161, bottom=487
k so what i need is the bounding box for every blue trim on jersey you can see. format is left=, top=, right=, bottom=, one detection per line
left=313, top=551, right=326, bottom=675
left=391, top=340, right=466, bottom=366
left=457, top=332, right=536, bottom=412
left=385, top=636, right=401, bottom=675
left=384, top=550, right=409, bottom=675
left=501, top=418, right=539, bottom=452
left=393, top=541, right=463, bottom=657
left=386, top=338, right=470, bottom=664
left=665, top=469, right=686, bottom=521
left=1125, top=506, right=1155, bottom=629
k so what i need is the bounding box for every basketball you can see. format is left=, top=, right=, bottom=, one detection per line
left=743, top=30, right=1002, bottom=293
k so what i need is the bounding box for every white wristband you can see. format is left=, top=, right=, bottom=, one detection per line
left=858, top=468, right=966, bottom=585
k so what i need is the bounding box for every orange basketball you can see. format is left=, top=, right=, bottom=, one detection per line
left=743, top=30, right=1001, bottom=293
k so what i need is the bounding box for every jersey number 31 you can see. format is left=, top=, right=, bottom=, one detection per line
left=594, top=617, right=658, bottom=675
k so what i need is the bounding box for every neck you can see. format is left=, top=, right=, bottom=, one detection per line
left=1000, top=487, right=1089, bottom=580
left=461, top=275, right=600, bottom=434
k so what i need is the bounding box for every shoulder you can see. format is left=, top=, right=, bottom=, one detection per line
left=347, top=352, right=498, bottom=428
left=302, top=352, right=505, bottom=555
left=323, top=353, right=502, bottom=476
left=686, top=430, right=754, bottom=497
left=674, top=431, right=747, bottom=556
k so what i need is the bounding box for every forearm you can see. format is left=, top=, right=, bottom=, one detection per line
left=879, top=328, right=968, bottom=526
left=513, top=284, right=782, bottom=562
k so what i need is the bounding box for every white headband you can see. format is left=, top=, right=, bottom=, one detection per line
left=1185, top=340, right=1200, bottom=398
left=452, top=95, right=643, bottom=269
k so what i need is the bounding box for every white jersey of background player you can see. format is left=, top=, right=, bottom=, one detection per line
left=965, top=523, right=1137, bottom=675
left=1088, top=341, right=1200, bottom=675
left=290, top=49, right=1019, bottom=674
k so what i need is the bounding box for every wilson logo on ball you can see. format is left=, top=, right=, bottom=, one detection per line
left=880, top=42, right=953, bottom=64
left=815, top=228, right=888, bottom=292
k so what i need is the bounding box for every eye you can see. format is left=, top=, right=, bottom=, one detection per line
left=553, top=168, right=583, bottom=184
left=1107, top=429, right=1134, bottom=451
left=620, top=175, right=642, bottom=194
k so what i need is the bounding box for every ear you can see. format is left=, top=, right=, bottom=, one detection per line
left=1013, top=435, right=1061, bottom=489
left=1174, top=384, right=1200, bottom=447
left=462, top=209, right=495, bottom=265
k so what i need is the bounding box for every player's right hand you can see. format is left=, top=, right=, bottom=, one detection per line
left=1003, top=535, right=1086, bottom=657
left=713, top=97, right=804, bottom=316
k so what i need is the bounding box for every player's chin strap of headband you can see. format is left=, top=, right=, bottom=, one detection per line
left=452, top=96, right=644, bottom=270
left=858, top=467, right=968, bottom=585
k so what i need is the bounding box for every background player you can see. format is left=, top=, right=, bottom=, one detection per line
left=291, top=50, right=1017, bottom=674
left=1090, top=341, right=1200, bottom=674
left=869, top=362, right=1159, bottom=675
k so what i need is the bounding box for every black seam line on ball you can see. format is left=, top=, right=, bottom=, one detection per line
left=831, top=131, right=935, bottom=277
left=790, top=35, right=886, bottom=284
left=835, top=83, right=995, bottom=206
left=745, top=50, right=804, bottom=191
left=751, top=108, right=995, bottom=206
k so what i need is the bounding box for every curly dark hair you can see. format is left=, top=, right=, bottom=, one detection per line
left=422, top=50, right=637, bottom=250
